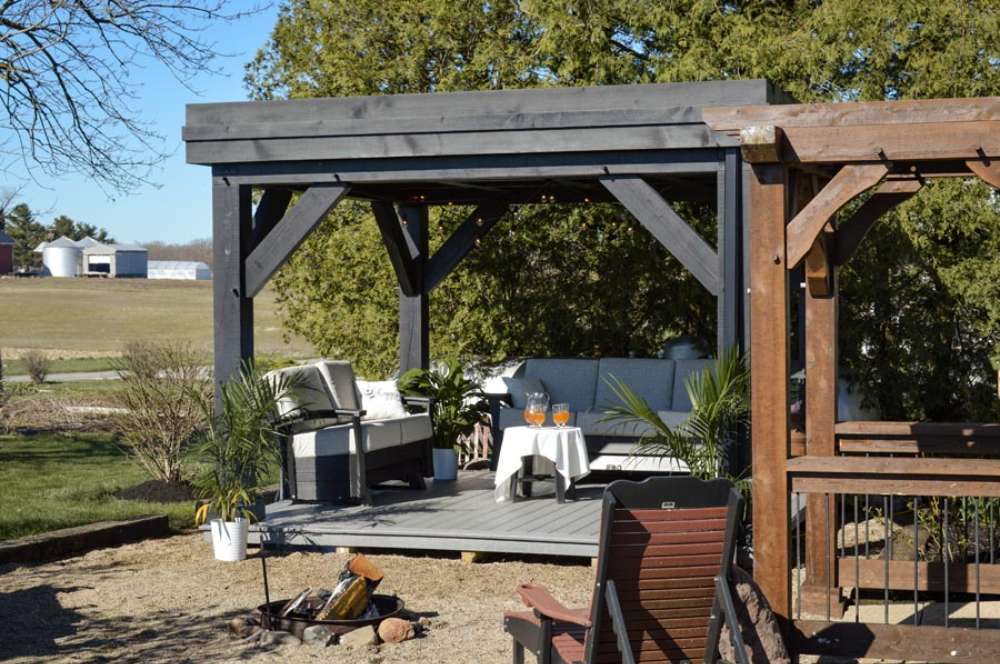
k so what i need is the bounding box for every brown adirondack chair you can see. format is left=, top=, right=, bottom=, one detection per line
left=503, top=476, right=749, bottom=664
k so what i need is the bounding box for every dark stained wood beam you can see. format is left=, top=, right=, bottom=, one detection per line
left=372, top=201, right=419, bottom=296
left=967, top=158, right=1000, bottom=188
left=786, top=164, right=888, bottom=268
left=244, top=183, right=350, bottom=297
left=398, top=205, right=429, bottom=373
left=600, top=175, right=721, bottom=295
left=424, top=202, right=510, bottom=293
left=251, top=189, right=293, bottom=248
left=833, top=179, right=922, bottom=266
left=213, top=178, right=253, bottom=393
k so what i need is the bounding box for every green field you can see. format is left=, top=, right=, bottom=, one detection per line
left=0, top=433, right=197, bottom=540
left=0, top=278, right=312, bottom=359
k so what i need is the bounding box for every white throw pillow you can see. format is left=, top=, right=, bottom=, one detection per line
left=502, top=376, right=547, bottom=409
left=356, top=380, right=408, bottom=420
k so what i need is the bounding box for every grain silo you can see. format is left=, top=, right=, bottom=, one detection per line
left=41, top=236, right=82, bottom=277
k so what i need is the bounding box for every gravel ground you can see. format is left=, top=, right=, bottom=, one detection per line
left=0, top=533, right=593, bottom=663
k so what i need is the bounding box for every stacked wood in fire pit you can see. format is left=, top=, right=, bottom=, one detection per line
left=279, top=553, right=384, bottom=621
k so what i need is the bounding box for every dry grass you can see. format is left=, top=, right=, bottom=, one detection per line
left=0, top=278, right=311, bottom=357
left=0, top=534, right=593, bottom=663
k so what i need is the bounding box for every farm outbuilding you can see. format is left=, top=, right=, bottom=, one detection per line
left=147, top=260, right=212, bottom=280
left=82, top=242, right=148, bottom=278
left=0, top=229, right=13, bottom=274
left=40, top=236, right=83, bottom=277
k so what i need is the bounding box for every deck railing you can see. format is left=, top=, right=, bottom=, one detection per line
left=788, top=421, right=1000, bottom=662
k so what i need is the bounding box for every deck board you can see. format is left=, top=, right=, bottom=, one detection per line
left=256, top=471, right=603, bottom=558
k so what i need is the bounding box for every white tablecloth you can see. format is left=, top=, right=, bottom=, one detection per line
left=494, top=426, right=589, bottom=503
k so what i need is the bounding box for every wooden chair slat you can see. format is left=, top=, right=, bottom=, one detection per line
left=613, top=530, right=729, bottom=545
left=615, top=506, right=729, bottom=522
left=611, top=541, right=726, bottom=558
left=611, top=518, right=728, bottom=534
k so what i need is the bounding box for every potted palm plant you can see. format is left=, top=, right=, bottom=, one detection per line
left=398, top=358, right=488, bottom=481
left=194, top=362, right=297, bottom=561
left=602, top=347, right=750, bottom=485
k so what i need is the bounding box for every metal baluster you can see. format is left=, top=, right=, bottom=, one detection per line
left=991, top=501, right=995, bottom=565
left=840, top=493, right=846, bottom=560
left=826, top=494, right=832, bottom=622
left=855, top=495, right=860, bottom=623
left=944, top=498, right=950, bottom=628
left=976, top=500, right=981, bottom=629
left=865, top=493, right=871, bottom=559
left=914, top=496, right=919, bottom=626
left=796, top=491, right=802, bottom=621
left=884, top=495, right=890, bottom=624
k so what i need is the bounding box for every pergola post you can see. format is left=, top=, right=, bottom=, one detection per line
left=801, top=229, right=842, bottom=617
left=748, top=162, right=792, bottom=622
left=718, top=147, right=744, bottom=355
left=212, top=176, right=254, bottom=390
left=399, top=204, right=429, bottom=373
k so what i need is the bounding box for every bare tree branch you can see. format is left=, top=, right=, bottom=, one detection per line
left=0, top=1, right=263, bottom=194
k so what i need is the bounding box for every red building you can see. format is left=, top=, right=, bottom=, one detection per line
left=0, top=229, right=13, bottom=274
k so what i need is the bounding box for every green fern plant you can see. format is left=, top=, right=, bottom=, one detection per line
left=601, top=347, right=750, bottom=489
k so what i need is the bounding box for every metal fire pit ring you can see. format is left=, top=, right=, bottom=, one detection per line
left=258, top=594, right=405, bottom=639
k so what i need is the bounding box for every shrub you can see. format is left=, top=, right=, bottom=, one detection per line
left=113, top=341, right=210, bottom=484
left=23, top=350, right=50, bottom=384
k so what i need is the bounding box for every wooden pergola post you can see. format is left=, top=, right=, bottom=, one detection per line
left=398, top=204, right=429, bottom=373
left=212, top=177, right=254, bottom=389
left=747, top=162, right=792, bottom=621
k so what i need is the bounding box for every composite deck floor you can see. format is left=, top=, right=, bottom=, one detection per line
left=257, top=471, right=603, bottom=558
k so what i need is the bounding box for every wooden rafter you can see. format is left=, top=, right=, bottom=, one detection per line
left=424, top=202, right=509, bottom=293
left=244, top=183, right=349, bottom=297
left=786, top=164, right=888, bottom=268
left=600, top=175, right=721, bottom=295
left=834, top=179, right=922, bottom=266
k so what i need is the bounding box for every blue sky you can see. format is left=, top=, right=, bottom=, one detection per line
left=12, top=5, right=280, bottom=244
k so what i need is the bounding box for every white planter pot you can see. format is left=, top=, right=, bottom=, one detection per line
left=432, top=449, right=458, bottom=481
left=210, top=518, right=248, bottom=561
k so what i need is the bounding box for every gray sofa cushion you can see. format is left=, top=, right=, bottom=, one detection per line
left=501, top=376, right=546, bottom=409
left=577, top=410, right=690, bottom=438
left=398, top=413, right=433, bottom=443
left=316, top=360, right=362, bottom=410
left=594, top=358, right=675, bottom=412
left=672, top=359, right=714, bottom=412
left=519, top=359, right=599, bottom=412
left=292, top=416, right=415, bottom=457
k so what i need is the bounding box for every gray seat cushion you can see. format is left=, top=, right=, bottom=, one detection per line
left=292, top=418, right=402, bottom=457
left=672, top=359, right=714, bottom=412
left=397, top=413, right=433, bottom=443
left=519, top=359, right=599, bottom=412
left=594, top=358, right=675, bottom=412
left=316, top=360, right=361, bottom=410
left=577, top=410, right=690, bottom=439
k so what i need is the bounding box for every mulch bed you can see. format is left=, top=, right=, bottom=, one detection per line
left=112, top=479, right=197, bottom=503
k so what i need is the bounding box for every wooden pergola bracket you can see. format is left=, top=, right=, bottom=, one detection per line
left=833, top=179, right=922, bottom=266
left=372, top=201, right=420, bottom=296
left=251, top=189, right=293, bottom=247
left=786, top=163, right=888, bottom=268
left=967, top=158, right=1000, bottom=188
left=244, top=183, right=350, bottom=297
left=803, top=230, right=834, bottom=297
left=600, top=175, right=721, bottom=295
left=424, top=202, right=510, bottom=293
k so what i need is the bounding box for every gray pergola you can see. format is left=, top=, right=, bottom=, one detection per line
left=183, top=80, right=791, bottom=387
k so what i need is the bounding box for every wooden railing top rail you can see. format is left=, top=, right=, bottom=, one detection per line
left=835, top=420, right=1000, bottom=438
left=787, top=455, right=1000, bottom=497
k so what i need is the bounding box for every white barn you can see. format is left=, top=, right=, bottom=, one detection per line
left=147, top=260, right=212, bottom=281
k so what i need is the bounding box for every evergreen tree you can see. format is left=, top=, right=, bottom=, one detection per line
left=5, top=204, right=47, bottom=269
left=249, top=1, right=1000, bottom=419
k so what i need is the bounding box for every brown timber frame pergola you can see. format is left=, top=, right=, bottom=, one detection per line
left=705, top=98, right=1000, bottom=661
left=184, top=80, right=793, bottom=405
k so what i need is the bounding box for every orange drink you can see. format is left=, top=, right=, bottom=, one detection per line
left=552, top=403, right=570, bottom=427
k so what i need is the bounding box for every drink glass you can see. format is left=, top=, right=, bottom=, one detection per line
left=524, top=392, right=549, bottom=428
left=552, top=403, right=570, bottom=427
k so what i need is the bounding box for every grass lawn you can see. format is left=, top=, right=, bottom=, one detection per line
left=0, top=432, right=196, bottom=541
left=0, top=277, right=312, bottom=358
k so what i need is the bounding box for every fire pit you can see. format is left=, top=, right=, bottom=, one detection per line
left=258, top=593, right=405, bottom=640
